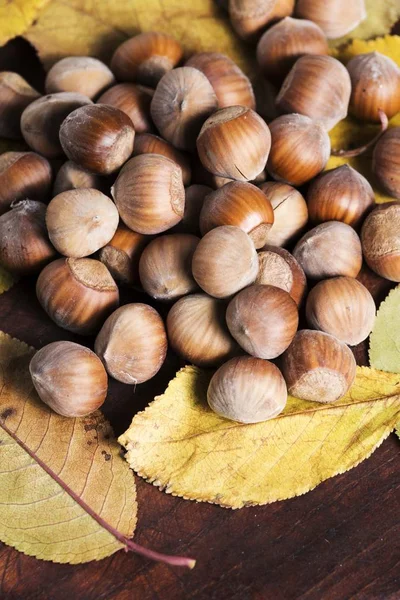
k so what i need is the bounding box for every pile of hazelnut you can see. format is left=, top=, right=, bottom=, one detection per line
left=1, top=2, right=400, bottom=425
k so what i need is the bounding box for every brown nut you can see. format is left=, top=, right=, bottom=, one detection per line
left=267, top=114, right=330, bottom=185
left=45, top=57, right=115, bottom=99
left=197, top=106, right=271, bottom=181
left=133, top=133, right=191, bottom=185
left=59, top=104, right=135, bottom=175
left=110, top=32, right=183, bottom=87
left=166, top=293, right=238, bottom=367
left=207, top=356, right=287, bottom=423
left=30, top=341, right=108, bottom=418
left=372, top=128, right=400, bottom=200
left=20, top=92, right=92, bottom=158
left=361, top=202, right=400, bottom=281
left=306, top=276, right=375, bottom=346
left=256, top=246, right=307, bottom=306
left=172, top=184, right=212, bottom=235
left=0, top=151, right=52, bottom=215
left=36, top=258, right=119, bottom=335
left=293, top=221, right=362, bottom=280
left=0, top=72, right=40, bottom=139
left=229, top=0, right=295, bottom=41
left=99, top=225, right=149, bottom=286
left=192, top=225, right=259, bottom=298
left=97, top=83, right=154, bottom=134
left=226, top=284, right=299, bottom=359
left=95, top=304, right=167, bottom=384
left=295, top=0, right=366, bottom=39
left=259, top=181, right=308, bottom=247
left=112, top=154, right=185, bottom=234
left=199, top=181, right=274, bottom=248
left=281, top=330, right=357, bottom=403
left=53, top=160, right=106, bottom=196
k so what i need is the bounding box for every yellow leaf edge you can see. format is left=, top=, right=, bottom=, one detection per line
left=0, top=0, right=52, bottom=47
left=119, top=365, right=400, bottom=510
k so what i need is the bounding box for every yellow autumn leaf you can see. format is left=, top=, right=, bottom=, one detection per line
left=0, top=266, right=17, bottom=294
left=0, top=331, right=137, bottom=563
left=120, top=365, right=400, bottom=509
left=0, top=0, right=51, bottom=46
left=369, top=286, right=400, bottom=373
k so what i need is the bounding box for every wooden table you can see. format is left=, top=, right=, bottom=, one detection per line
left=0, top=39, right=399, bottom=600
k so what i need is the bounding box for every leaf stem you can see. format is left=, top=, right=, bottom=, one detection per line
left=331, top=110, right=389, bottom=158
left=0, top=417, right=195, bottom=569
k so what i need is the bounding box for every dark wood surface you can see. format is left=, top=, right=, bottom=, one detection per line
left=0, top=38, right=399, bottom=600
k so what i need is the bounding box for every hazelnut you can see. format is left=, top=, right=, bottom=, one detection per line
left=0, top=200, right=56, bottom=274
left=110, top=32, right=183, bottom=87
left=199, top=181, right=274, bottom=248
left=20, top=92, right=92, bottom=158
left=45, top=57, right=115, bottom=99
left=207, top=356, right=287, bottom=423
left=276, top=55, right=351, bottom=131
left=281, top=330, right=357, bottom=403
left=97, top=83, right=154, bottom=134
left=293, top=221, right=362, bottom=280
left=256, top=246, right=307, bottom=306
left=139, top=234, right=200, bottom=301
left=167, top=293, right=238, bottom=367
left=372, top=127, right=400, bottom=200
left=361, top=202, right=400, bottom=281
left=59, top=104, right=135, bottom=175
left=95, top=304, right=167, bottom=384
left=306, top=276, right=375, bottom=346
left=30, top=341, right=108, bottom=418
left=150, top=67, right=217, bottom=150
left=259, top=181, right=308, bottom=247
left=295, top=0, right=366, bottom=39
left=53, top=160, right=106, bottom=196
left=228, top=0, right=295, bottom=41
left=307, top=165, right=375, bottom=228
left=36, top=258, right=119, bottom=335
left=46, top=189, right=119, bottom=258
left=192, top=225, right=259, bottom=298
left=0, top=72, right=40, bottom=139
left=186, top=52, right=255, bottom=109
left=226, top=284, right=298, bottom=359
left=99, top=224, right=149, bottom=287
left=112, top=154, right=185, bottom=234
left=257, top=17, right=328, bottom=83
left=267, top=114, right=330, bottom=185
left=347, top=52, right=400, bottom=122
left=133, top=133, right=191, bottom=185
left=172, top=184, right=212, bottom=235
left=197, top=106, right=271, bottom=181
left=0, top=151, right=52, bottom=215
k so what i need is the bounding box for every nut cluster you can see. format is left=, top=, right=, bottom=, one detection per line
left=1, top=14, right=398, bottom=424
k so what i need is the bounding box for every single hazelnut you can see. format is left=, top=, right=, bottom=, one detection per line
left=347, top=52, right=400, bottom=122
left=139, top=234, right=200, bottom=301
left=59, top=104, right=135, bottom=175
left=267, top=114, right=330, bottom=185
left=172, top=184, right=212, bottom=235
left=30, top=341, right=108, bottom=418
left=361, top=202, right=400, bottom=281
left=97, top=83, right=154, bottom=134
left=133, top=133, right=191, bottom=185
left=36, top=258, right=119, bottom=335
left=95, top=304, right=167, bottom=384
left=208, top=356, right=287, bottom=423
left=256, top=246, right=307, bottom=306
left=192, top=225, right=259, bottom=298
left=199, top=181, right=274, bottom=248
left=228, top=0, right=295, bottom=41
left=110, top=32, right=183, bottom=87
left=276, top=55, right=351, bottom=131
left=45, top=57, right=115, bottom=99
left=226, top=284, right=298, bottom=359
left=99, top=224, right=149, bottom=286
left=307, top=165, right=375, bottom=228
left=167, top=293, right=238, bottom=367
left=53, top=160, right=106, bottom=196
left=150, top=67, right=217, bottom=150
left=20, top=92, right=92, bottom=158
left=0, top=72, right=40, bottom=139
left=295, top=0, right=366, bottom=39
left=186, top=52, right=255, bottom=109
left=112, top=154, right=185, bottom=234
left=372, top=127, right=400, bottom=200
left=46, top=189, right=119, bottom=258
left=293, top=221, right=362, bottom=280
left=197, top=106, right=271, bottom=181
left=306, top=276, right=375, bottom=346
left=0, top=200, right=56, bottom=274
left=281, top=330, right=357, bottom=403
left=0, top=151, right=52, bottom=215
left=259, top=181, right=308, bottom=247
left=257, top=17, right=328, bottom=83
